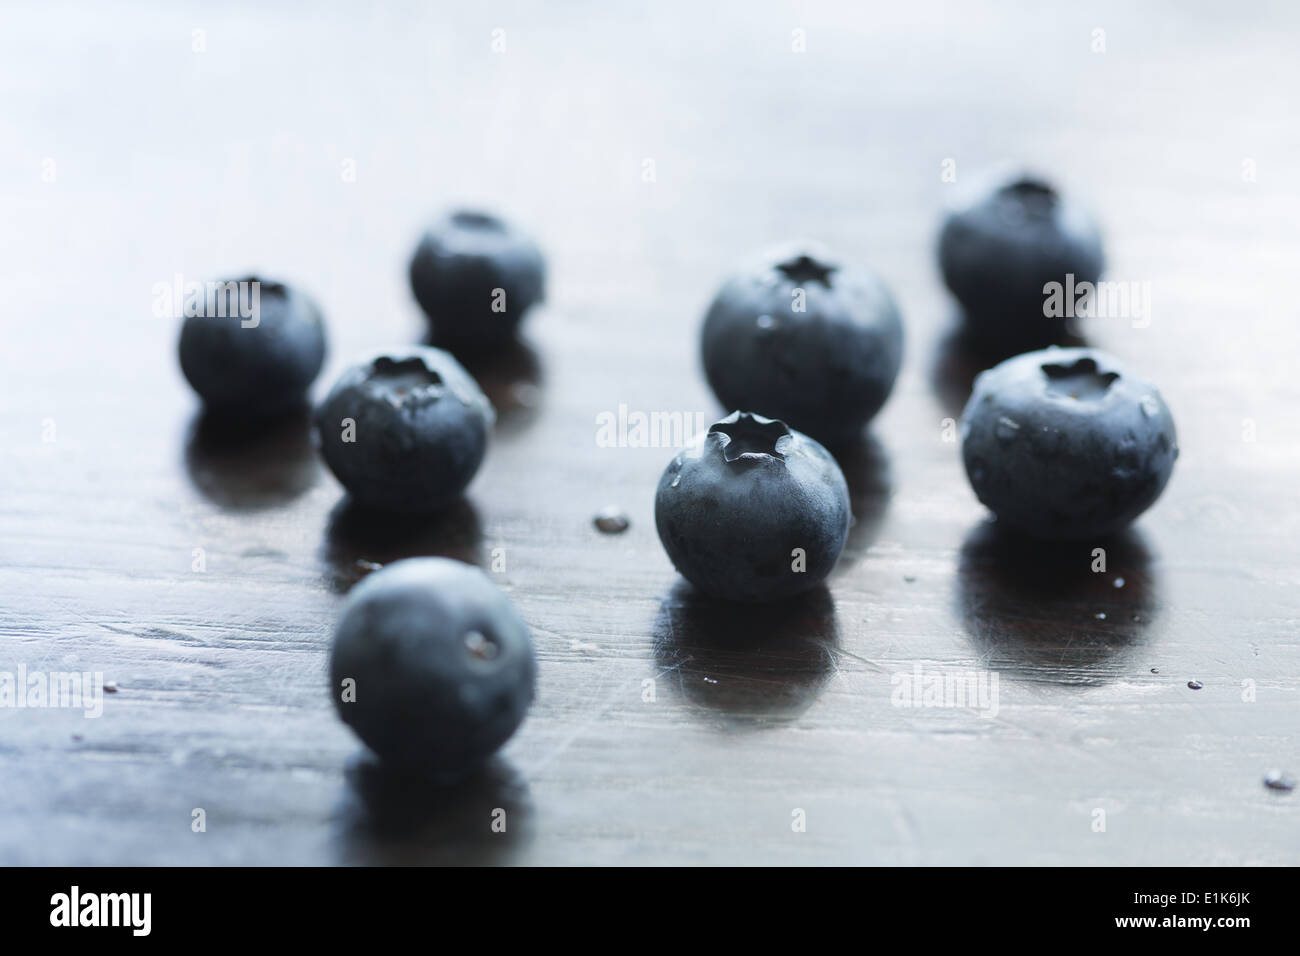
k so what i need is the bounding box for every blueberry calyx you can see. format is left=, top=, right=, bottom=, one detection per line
left=368, top=354, right=444, bottom=407
left=1002, top=176, right=1058, bottom=202
left=463, top=630, right=500, bottom=661
left=774, top=253, right=836, bottom=287
left=997, top=177, right=1059, bottom=222
left=709, top=411, right=791, bottom=463
left=1042, top=356, right=1119, bottom=401
left=449, top=210, right=505, bottom=231
left=243, top=275, right=286, bottom=294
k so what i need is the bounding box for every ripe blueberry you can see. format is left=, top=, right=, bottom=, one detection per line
left=409, top=210, right=545, bottom=354
left=177, top=277, right=326, bottom=417
left=937, top=173, right=1104, bottom=352
left=700, top=242, right=903, bottom=444
left=313, top=346, right=494, bottom=513
left=960, top=347, right=1177, bottom=539
left=329, top=557, right=536, bottom=774
left=654, top=411, right=851, bottom=602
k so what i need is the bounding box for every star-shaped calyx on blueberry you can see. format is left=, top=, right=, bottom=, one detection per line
left=774, top=253, right=837, bottom=288
left=709, top=411, right=792, bottom=462
left=1041, top=356, right=1119, bottom=401
left=370, top=355, right=444, bottom=406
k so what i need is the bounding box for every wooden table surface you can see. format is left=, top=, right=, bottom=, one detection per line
left=2, top=1, right=1297, bottom=865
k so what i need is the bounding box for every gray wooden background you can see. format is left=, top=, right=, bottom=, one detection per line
left=1, top=1, right=1297, bottom=864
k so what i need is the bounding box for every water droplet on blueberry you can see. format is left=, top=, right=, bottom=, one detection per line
left=994, top=416, right=1020, bottom=442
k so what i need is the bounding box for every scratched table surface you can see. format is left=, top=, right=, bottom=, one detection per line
left=1, top=1, right=1297, bottom=866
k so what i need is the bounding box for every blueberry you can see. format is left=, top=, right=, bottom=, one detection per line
left=700, top=243, right=903, bottom=444
left=938, top=173, right=1104, bottom=352
left=409, top=210, right=545, bottom=354
left=313, top=346, right=494, bottom=512
left=960, top=347, right=1177, bottom=539
left=177, top=277, right=326, bottom=416
left=329, top=557, right=536, bottom=774
left=654, top=411, right=851, bottom=602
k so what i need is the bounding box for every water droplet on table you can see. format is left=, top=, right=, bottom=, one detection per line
left=593, top=507, right=630, bottom=534
left=1187, top=679, right=1203, bottom=690
left=1263, top=769, right=1296, bottom=792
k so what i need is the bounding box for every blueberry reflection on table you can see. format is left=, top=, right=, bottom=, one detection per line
left=334, top=752, right=533, bottom=865
left=321, top=496, right=483, bottom=593
left=955, top=519, right=1160, bottom=684
left=652, top=581, right=839, bottom=729
left=183, top=405, right=319, bottom=512
left=929, top=322, right=1089, bottom=419
left=823, top=433, right=892, bottom=565
left=422, top=333, right=544, bottom=437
